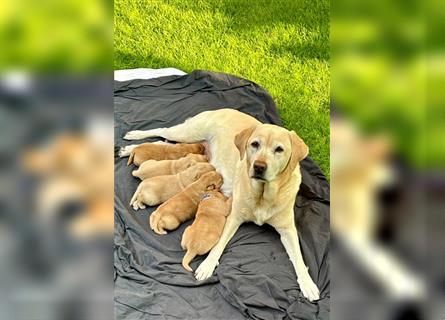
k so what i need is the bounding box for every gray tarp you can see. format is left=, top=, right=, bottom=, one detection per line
left=114, top=70, right=330, bottom=319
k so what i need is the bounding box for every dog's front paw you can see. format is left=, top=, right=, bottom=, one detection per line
left=298, top=272, right=320, bottom=302
left=194, top=257, right=217, bottom=281
left=124, top=130, right=145, bottom=140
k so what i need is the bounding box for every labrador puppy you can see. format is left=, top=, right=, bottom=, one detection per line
left=181, top=190, right=231, bottom=272
left=149, top=171, right=223, bottom=235
left=126, top=142, right=205, bottom=166
left=132, top=154, right=208, bottom=180
left=130, top=162, right=214, bottom=209
left=123, top=108, right=320, bottom=301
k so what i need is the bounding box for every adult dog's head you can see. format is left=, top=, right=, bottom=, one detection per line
left=234, top=124, right=309, bottom=182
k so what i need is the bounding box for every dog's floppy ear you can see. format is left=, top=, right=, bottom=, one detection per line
left=287, top=131, right=309, bottom=173
left=234, top=126, right=256, bottom=160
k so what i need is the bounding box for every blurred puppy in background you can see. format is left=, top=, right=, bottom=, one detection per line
left=22, top=133, right=113, bottom=239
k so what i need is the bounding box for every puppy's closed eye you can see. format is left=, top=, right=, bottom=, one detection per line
left=275, top=146, right=284, bottom=153
left=187, top=161, right=195, bottom=168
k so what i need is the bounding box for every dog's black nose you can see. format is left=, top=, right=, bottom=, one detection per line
left=253, top=161, right=267, bottom=175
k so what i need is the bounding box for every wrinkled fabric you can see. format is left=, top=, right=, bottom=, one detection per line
left=114, top=70, right=330, bottom=320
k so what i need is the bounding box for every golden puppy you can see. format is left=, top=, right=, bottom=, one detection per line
left=181, top=191, right=232, bottom=271
left=127, top=142, right=205, bottom=166
left=130, top=163, right=214, bottom=210
left=149, top=171, right=223, bottom=235
left=132, top=154, right=208, bottom=180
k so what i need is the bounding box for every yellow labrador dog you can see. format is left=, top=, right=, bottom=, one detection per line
left=122, top=108, right=320, bottom=301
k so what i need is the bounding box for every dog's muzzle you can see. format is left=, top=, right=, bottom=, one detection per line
left=252, top=160, right=267, bottom=179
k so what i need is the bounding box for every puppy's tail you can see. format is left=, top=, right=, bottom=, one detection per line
left=182, top=250, right=197, bottom=272
left=127, top=150, right=135, bottom=166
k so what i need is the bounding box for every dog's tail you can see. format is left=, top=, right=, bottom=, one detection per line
left=182, top=250, right=197, bottom=272
left=127, top=150, right=135, bottom=165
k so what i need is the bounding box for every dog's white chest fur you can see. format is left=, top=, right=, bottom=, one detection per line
left=252, top=207, right=276, bottom=226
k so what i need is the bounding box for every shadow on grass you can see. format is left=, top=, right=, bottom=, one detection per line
left=114, top=50, right=193, bottom=72
left=270, top=41, right=330, bottom=61
left=168, top=0, right=329, bottom=34
left=155, top=0, right=329, bottom=63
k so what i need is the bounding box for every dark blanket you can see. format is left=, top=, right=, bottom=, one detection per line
left=114, top=70, right=330, bottom=320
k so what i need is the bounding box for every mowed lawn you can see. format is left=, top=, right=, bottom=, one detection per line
left=114, top=0, right=330, bottom=177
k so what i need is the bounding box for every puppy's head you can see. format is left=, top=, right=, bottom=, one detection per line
left=194, top=143, right=206, bottom=155
left=200, top=171, right=223, bottom=190
left=191, top=162, right=215, bottom=179
left=206, top=190, right=226, bottom=201
left=234, top=124, right=308, bottom=182
left=185, top=153, right=208, bottom=162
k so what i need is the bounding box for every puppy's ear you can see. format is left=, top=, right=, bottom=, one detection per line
left=234, top=126, right=256, bottom=161
left=286, top=131, right=309, bottom=173
left=197, top=143, right=205, bottom=154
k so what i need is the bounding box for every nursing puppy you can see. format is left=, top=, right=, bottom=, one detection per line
left=181, top=191, right=231, bottom=272
left=132, top=154, right=208, bottom=180
left=149, top=171, right=223, bottom=235
left=130, top=163, right=214, bottom=209
left=126, top=142, right=205, bottom=166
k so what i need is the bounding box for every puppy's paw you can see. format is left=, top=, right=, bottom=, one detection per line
left=194, top=257, right=217, bottom=281
left=124, top=130, right=146, bottom=140
left=153, top=226, right=167, bottom=235
left=119, top=145, right=136, bottom=157
left=149, top=213, right=167, bottom=235
left=297, top=272, right=320, bottom=302
left=134, top=201, right=145, bottom=210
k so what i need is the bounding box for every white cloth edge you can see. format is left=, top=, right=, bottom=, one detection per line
left=114, top=68, right=187, bottom=82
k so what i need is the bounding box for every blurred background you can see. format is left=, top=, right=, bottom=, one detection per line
left=331, top=0, right=444, bottom=319
left=0, top=0, right=113, bottom=319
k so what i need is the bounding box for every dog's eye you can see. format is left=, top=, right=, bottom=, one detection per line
left=251, top=141, right=259, bottom=148
left=275, top=146, right=284, bottom=153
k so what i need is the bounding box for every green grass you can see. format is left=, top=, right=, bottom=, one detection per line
left=115, top=0, right=330, bottom=177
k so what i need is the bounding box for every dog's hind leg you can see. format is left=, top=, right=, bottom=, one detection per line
left=124, top=113, right=210, bottom=143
